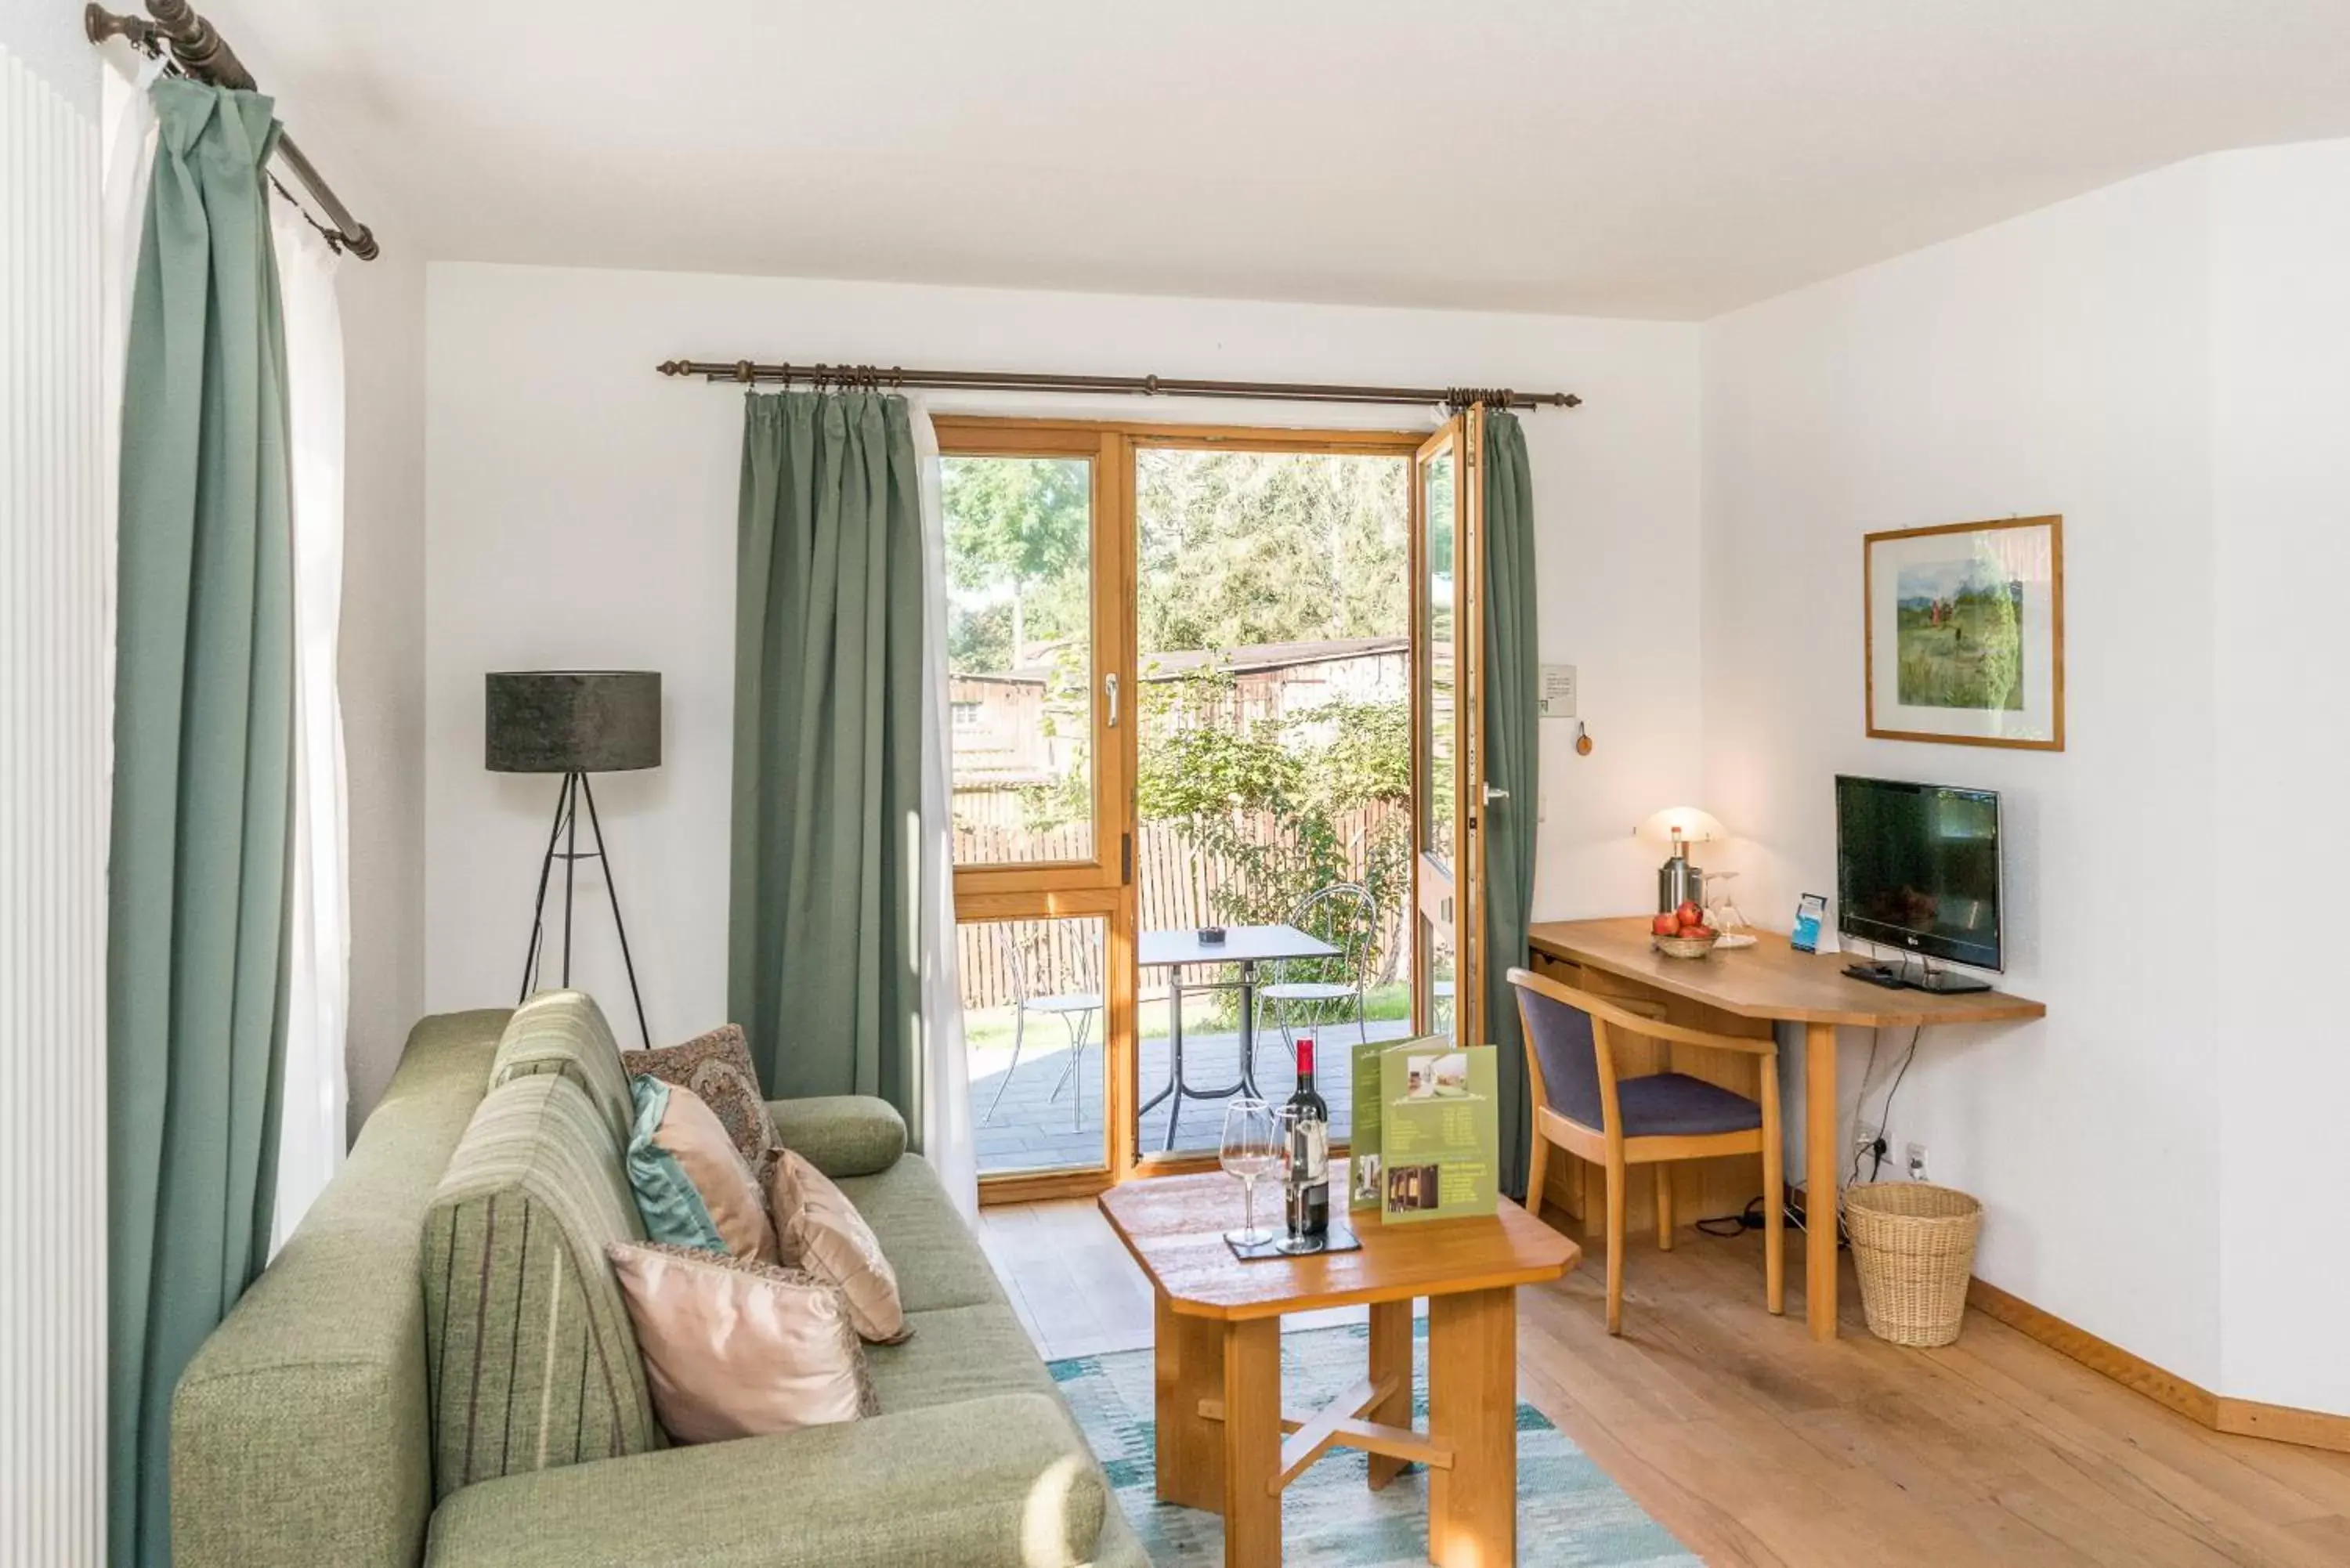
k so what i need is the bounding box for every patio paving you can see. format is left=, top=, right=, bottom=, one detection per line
left=971, top=1017, right=1417, bottom=1174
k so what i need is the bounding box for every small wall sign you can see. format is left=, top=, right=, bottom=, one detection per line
left=1538, top=664, right=1578, bottom=719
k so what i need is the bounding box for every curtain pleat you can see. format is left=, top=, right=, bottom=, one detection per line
left=107, top=78, right=296, bottom=1568
left=1479, top=409, right=1541, bottom=1195
left=728, top=392, right=930, bottom=1122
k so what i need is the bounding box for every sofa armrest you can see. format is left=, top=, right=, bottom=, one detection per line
left=424, top=1393, right=1105, bottom=1568
left=765, top=1094, right=906, bottom=1177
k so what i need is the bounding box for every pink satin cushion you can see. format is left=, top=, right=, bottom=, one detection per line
left=765, top=1148, right=910, bottom=1344
left=652, top=1082, right=778, bottom=1264
left=607, top=1241, right=877, bottom=1445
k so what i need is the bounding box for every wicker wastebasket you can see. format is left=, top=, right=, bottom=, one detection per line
left=1842, top=1183, right=1983, bottom=1346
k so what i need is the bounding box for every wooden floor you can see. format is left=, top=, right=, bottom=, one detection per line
left=978, top=1200, right=2350, bottom=1566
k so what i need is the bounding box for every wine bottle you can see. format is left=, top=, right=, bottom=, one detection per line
left=1282, top=1036, right=1331, bottom=1242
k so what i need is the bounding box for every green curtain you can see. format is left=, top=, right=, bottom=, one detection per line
left=728, top=392, right=929, bottom=1119
left=107, top=80, right=296, bottom=1568
left=1479, top=408, right=1541, bottom=1196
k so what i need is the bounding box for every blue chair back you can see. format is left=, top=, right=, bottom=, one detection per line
left=1516, top=979, right=1606, bottom=1130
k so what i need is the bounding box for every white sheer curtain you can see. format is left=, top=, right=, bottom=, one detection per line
left=909, top=401, right=978, bottom=1219
left=101, top=48, right=162, bottom=613
left=269, top=204, right=351, bottom=1252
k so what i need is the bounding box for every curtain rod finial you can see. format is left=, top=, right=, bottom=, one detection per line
left=656, top=359, right=689, bottom=378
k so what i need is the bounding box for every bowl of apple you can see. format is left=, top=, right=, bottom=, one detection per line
left=1650, top=903, right=1720, bottom=958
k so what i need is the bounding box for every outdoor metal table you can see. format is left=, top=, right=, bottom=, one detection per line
left=1136, top=923, right=1340, bottom=1151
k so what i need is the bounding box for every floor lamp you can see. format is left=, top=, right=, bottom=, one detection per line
left=487, top=670, right=660, bottom=1048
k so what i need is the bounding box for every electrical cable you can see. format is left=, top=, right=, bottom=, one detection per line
left=1868, top=1025, right=1925, bottom=1180
left=1695, top=1197, right=1764, bottom=1238
left=1846, top=1025, right=1885, bottom=1186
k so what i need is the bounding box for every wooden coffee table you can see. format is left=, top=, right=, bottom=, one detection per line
left=1098, top=1171, right=1579, bottom=1567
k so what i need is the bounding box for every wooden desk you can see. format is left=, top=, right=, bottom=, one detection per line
left=1100, top=1172, right=1577, bottom=1566
left=1526, top=916, right=2044, bottom=1342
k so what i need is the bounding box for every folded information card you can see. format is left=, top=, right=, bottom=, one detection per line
left=1350, top=1035, right=1500, bottom=1223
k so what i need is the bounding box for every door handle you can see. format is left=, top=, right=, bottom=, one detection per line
left=1104, top=673, right=1119, bottom=728
left=1482, top=782, right=1509, bottom=806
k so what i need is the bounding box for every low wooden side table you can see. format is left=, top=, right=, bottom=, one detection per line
left=1099, top=1172, right=1578, bottom=1567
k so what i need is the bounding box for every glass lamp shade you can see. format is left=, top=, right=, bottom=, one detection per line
left=1635, top=806, right=1726, bottom=849
left=486, top=670, right=661, bottom=774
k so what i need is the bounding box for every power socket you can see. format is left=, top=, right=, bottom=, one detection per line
left=1905, top=1142, right=1929, bottom=1182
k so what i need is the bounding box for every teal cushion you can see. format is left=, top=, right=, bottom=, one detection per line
left=624, top=1075, right=727, bottom=1253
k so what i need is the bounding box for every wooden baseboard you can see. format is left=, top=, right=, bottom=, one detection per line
left=1964, top=1278, right=2220, bottom=1425
left=2215, top=1396, right=2350, bottom=1454
left=1966, top=1277, right=2350, bottom=1455
left=1783, top=1186, right=2350, bottom=1455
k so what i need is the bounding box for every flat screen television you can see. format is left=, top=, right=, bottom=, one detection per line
left=1835, top=775, right=2002, bottom=971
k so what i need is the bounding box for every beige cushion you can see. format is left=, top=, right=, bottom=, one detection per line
left=624, top=1023, right=772, bottom=1165
left=638, top=1079, right=778, bottom=1264
left=766, top=1148, right=910, bottom=1344
left=607, top=1242, right=877, bottom=1445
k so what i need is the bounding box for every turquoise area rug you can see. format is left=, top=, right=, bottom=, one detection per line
left=1050, top=1321, right=1700, bottom=1566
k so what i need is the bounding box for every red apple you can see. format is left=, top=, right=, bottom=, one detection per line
left=1676, top=901, right=1703, bottom=927
left=1686, top=923, right=1718, bottom=941
left=1652, top=913, right=1680, bottom=937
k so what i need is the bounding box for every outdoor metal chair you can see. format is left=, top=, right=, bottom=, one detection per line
left=981, top=923, right=1103, bottom=1129
left=1260, top=881, right=1379, bottom=1065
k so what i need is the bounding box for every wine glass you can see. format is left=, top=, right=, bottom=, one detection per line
left=1705, top=870, right=1753, bottom=945
left=1220, top=1097, right=1278, bottom=1246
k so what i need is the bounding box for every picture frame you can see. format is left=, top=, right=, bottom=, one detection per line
left=1864, top=515, right=2063, bottom=750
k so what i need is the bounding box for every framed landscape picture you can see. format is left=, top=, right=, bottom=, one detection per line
left=1864, top=515, right=2063, bottom=750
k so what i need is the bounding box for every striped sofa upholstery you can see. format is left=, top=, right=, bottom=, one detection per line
left=488, top=989, right=635, bottom=1150
left=421, top=1070, right=661, bottom=1501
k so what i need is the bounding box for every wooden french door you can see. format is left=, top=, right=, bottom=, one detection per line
left=935, top=420, right=1140, bottom=1202
left=1412, top=410, right=1485, bottom=1047
left=939, top=414, right=1447, bottom=1200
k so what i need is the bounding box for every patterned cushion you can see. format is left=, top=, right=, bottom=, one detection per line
left=490, top=990, right=635, bottom=1151
left=421, top=1072, right=661, bottom=1502
left=624, top=1024, right=770, bottom=1165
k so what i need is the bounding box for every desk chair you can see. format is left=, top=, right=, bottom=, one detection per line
left=1507, top=966, right=1784, bottom=1335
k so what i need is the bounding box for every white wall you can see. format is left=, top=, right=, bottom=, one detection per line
left=422, top=263, right=1702, bottom=1042
left=1701, top=160, right=2226, bottom=1389
left=2209, top=141, right=2350, bottom=1418
left=338, top=234, right=429, bottom=1126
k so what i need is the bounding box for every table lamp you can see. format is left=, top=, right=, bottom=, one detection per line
left=1636, top=806, right=1725, bottom=916
left=487, top=670, right=660, bottom=1047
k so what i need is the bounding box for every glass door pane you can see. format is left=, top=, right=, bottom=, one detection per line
left=1412, top=415, right=1480, bottom=1048
left=1423, top=443, right=1458, bottom=879
left=1130, top=443, right=1413, bottom=1158
left=961, top=913, right=1109, bottom=1174
left=943, top=455, right=1097, bottom=867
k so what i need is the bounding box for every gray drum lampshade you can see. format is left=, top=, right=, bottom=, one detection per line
left=486, top=670, right=662, bottom=774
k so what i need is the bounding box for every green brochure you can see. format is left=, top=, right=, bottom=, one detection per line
left=1373, top=1041, right=1500, bottom=1223
left=1349, top=1035, right=1412, bottom=1212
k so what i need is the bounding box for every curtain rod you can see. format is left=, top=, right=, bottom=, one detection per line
left=656, top=359, right=1582, bottom=412
left=85, top=1, right=379, bottom=262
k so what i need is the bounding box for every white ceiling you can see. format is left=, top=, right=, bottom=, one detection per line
left=217, top=0, right=2350, bottom=320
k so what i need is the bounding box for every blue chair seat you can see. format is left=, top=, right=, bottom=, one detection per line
left=1615, top=1072, right=1763, bottom=1138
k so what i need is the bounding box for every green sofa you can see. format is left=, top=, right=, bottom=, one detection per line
left=171, top=1001, right=1148, bottom=1568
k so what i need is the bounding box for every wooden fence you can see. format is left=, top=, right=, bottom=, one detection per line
left=953, top=801, right=1409, bottom=1010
